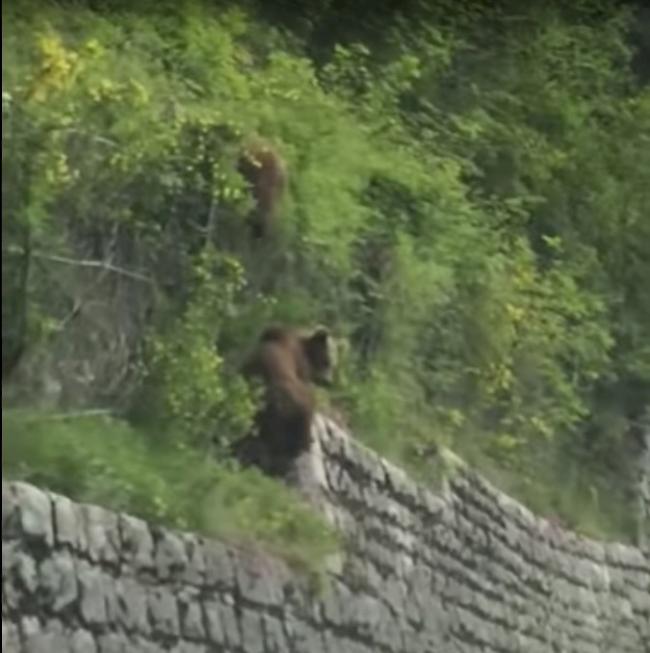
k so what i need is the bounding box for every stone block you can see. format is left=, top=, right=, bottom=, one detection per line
left=178, top=589, right=205, bottom=640
left=148, top=587, right=179, bottom=637
left=4, top=483, right=53, bottom=545
left=78, top=562, right=108, bottom=626
left=115, top=576, right=150, bottom=634
left=71, top=629, right=98, bottom=653
left=80, top=504, right=120, bottom=565
left=39, top=550, right=78, bottom=612
left=52, top=494, right=84, bottom=550
left=154, top=528, right=188, bottom=580
left=120, top=514, right=154, bottom=572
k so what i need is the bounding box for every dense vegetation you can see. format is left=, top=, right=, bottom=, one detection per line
left=3, top=0, right=649, bottom=551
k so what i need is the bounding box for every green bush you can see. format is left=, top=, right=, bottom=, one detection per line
left=2, top=410, right=220, bottom=530
left=3, top=0, right=648, bottom=546
left=2, top=409, right=340, bottom=576
left=138, top=249, right=257, bottom=452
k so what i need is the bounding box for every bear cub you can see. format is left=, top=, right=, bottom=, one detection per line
left=237, top=140, right=287, bottom=239
left=236, top=325, right=336, bottom=473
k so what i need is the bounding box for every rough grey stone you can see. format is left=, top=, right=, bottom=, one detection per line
left=78, top=562, right=107, bottom=625
left=8, top=483, right=53, bottom=545
left=81, top=504, right=120, bottom=564
left=2, top=418, right=650, bottom=653
left=135, top=638, right=167, bottom=653
left=23, top=619, right=69, bottom=653
left=3, top=619, right=20, bottom=651
left=5, top=543, right=38, bottom=600
left=39, top=551, right=78, bottom=612
left=103, top=576, right=120, bottom=628
left=71, top=629, right=98, bottom=653
left=53, top=494, right=84, bottom=550
left=169, top=642, right=209, bottom=653
left=178, top=589, right=205, bottom=640
left=263, top=614, right=288, bottom=652
left=323, top=549, right=345, bottom=576
left=20, top=615, right=41, bottom=639
left=202, top=540, right=235, bottom=589
left=2, top=483, right=16, bottom=537
left=321, top=580, right=345, bottom=626
left=120, top=514, right=154, bottom=571
left=346, top=593, right=385, bottom=635
left=148, top=587, right=179, bottom=637
left=154, top=528, right=188, bottom=579
left=218, top=601, right=241, bottom=648
left=97, top=632, right=129, bottom=653
left=115, top=576, right=149, bottom=634
left=240, top=609, right=265, bottom=653
left=182, top=534, right=206, bottom=586
left=288, top=619, right=327, bottom=653
left=375, top=613, right=403, bottom=650
left=382, top=577, right=409, bottom=617
left=237, top=561, right=283, bottom=606
left=203, top=601, right=225, bottom=645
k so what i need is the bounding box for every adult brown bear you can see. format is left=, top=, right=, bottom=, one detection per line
left=235, top=325, right=336, bottom=474
left=237, top=140, right=287, bottom=239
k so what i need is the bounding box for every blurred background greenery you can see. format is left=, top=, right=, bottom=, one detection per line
left=3, top=0, right=649, bottom=552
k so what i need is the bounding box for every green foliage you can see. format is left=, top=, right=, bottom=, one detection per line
left=2, top=410, right=221, bottom=530
left=202, top=465, right=341, bottom=582
left=141, top=249, right=257, bottom=451
left=2, top=409, right=339, bottom=575
left=460, top=436, right=638, bottom=542
left=3, top=0, right=648, bottom=546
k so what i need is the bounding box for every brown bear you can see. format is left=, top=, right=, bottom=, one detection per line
left=235, top=325, right=336, bottom=474
left=237, top=140, right=288, bottom=239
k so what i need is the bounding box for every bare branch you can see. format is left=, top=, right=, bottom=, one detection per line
left=20, top=249, right=152, bottom=283
left=57, top=263, right=112, bottom=331
left=60, top=128, right=119, bottom=149
left=205, top=196, right=219, bottom=246
left=2, top=408, right=114, bottom=421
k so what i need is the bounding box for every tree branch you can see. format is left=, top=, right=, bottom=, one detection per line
left=16, top=248, right=153, bottom=283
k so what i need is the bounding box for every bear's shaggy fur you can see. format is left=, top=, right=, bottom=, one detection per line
left=237, top=140, right=287, bottom=239
left=236, top=325, right=335, bottom=473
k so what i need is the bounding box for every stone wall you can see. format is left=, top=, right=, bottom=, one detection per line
left=638, top=429, right=650, bottom=549
left=3, top=416, right=650, bottom=653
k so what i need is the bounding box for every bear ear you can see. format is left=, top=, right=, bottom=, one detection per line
left=310, top=325, right=330, bottom=343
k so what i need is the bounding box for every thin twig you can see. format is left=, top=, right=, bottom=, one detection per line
left=3, top=408, right=114, bottom=421
left=56, top=225, right=119, bottom=329
left=205, top=196, right=219, bottom=246
left=57, top=263, right=112, bottom=331
left=26, top=250, right=152, bottom=283
left=60, top=128, right=119, bottom=149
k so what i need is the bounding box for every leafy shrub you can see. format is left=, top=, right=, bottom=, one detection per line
left=3, top=0, right=648, bottom=546
left=139, top=249, right=257, bottom=451
left=2, top=409, right=340, bottom=575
